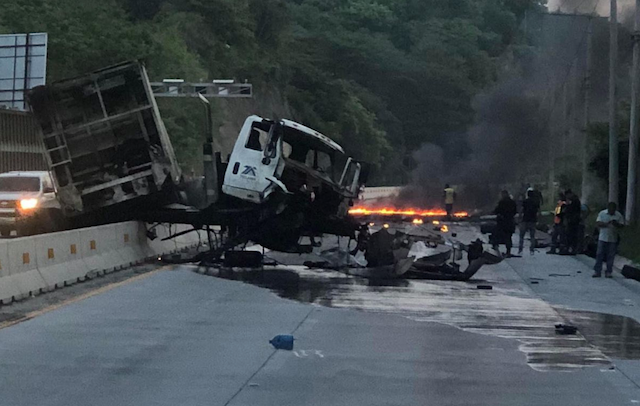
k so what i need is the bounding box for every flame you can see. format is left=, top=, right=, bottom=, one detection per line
left=412, top=218, right=424, bottom=225
left=441, top=225, right=449, bottom=233
left=349, top=207, right=468, bottom=218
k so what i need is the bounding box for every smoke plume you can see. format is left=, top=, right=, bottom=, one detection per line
left=397, top=10, right=628, bottom=212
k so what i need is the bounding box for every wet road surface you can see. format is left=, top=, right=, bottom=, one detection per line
left=0, top=267, right=635, bottom=406
left=203, top=264, right=615, bottom=372
left=0, top=222, right=639, bottom=404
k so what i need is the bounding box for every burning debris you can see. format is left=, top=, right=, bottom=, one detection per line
left=349, top=206, right=469, bottom=218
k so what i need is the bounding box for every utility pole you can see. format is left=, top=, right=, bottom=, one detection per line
left=609, top=0, right=620, bottom=204
left=562, top=80, right=569, bottom=170
left=582, top=17, right=593, bottom=204
left=198, top=94, right=218, bottom=206
left=626, top=0, right=640, bottom=223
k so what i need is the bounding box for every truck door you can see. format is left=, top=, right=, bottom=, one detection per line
left=339, top=158, right=362, bottom=197
left=223, top=118, right=283, bottom=204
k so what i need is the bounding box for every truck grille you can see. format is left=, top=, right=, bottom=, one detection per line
left=0, top=201, right=16, bottom=209
left=0, top=200, right=18, bottom=219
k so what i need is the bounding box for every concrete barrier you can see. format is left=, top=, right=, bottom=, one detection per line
left=6, top=237, right=48, bottom=299
left=0, top=239, right=20, bottom=304
left=113, top=222, right=143, bottom=268
left=0, top=221, right=206, bottom=304
left=80, top=225, right=117, bottom=276
left=34, top=229, right=87, bottom=288
left=360, top=186, right=402, bottom=201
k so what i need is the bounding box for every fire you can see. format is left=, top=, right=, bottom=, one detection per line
left=349, top=207, right=468, bottom=218
left=412, top=218, right=424, bottom=225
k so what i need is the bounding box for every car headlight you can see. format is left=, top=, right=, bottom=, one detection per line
left=20, top=199, right=38, bottom=210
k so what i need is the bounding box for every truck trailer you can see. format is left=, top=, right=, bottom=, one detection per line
left=27, top=61, right=181, bottom=216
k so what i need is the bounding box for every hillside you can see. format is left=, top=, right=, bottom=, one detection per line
left=0, top=0, right=544, bottom=183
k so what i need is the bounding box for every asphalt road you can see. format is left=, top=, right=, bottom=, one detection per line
left=0, top=223, right=639, bottom=405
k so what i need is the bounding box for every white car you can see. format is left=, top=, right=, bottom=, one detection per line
left=0, top=171, right=64, bottom=237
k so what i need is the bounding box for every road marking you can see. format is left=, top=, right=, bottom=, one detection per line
left=0, top=266, right=168, bottom=331
left=293, top=349, right=324, bottom=359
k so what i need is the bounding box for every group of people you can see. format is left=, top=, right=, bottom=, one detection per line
left=492, top=187, right=543, bottom=257
left=443, top=184, right=626, bottom=277
left=548, top=189, right=584, bottom=256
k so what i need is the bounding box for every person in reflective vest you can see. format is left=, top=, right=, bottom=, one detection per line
left=548, top=193, right=566, bottom=254
left=443, top=184, right=456, bottom=220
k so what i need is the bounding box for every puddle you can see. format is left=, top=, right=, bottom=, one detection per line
left=191, top=220, right=621, bottom=372
left=556, top=309, right=640, bottom=360
left=197, top=264, right=614, bottom=372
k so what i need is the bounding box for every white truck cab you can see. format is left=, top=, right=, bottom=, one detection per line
left=0, top=171, right=63, bottom=237
left=223, top=116, right=362, bottom=206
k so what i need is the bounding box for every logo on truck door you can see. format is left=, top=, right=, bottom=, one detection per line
left=242, top=166, right=257, bottom=177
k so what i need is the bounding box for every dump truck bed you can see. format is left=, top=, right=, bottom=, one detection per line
left=27, top=61, right=180, bottom=215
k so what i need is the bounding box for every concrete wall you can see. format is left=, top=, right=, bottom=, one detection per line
left=360, top=186, right=402, bottom=202
left=0, top=222, right=205, bottom=304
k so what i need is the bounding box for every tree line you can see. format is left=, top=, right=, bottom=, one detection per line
left=0, top=0, right=545, bottom=184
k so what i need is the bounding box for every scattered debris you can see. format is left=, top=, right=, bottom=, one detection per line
left=270, top=334, right=295, bottom=350
left=622, top=265, right=640, bottom=282
left=555, top=324, right=578, bottom=335
left=224, top=251, right=263, bottom=268
left=477, top=284, right=493, bottom=290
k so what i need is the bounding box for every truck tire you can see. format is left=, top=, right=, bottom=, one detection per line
left=0, top=228, right=10, bottom=237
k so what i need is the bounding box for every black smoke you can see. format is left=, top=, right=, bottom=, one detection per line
left=397, top=11, right=625, bottom=212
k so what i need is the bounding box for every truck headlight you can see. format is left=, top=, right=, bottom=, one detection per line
left=20, top=199, right=38, bottom=210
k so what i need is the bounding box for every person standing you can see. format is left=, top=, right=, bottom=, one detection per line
left=493, top=190, right=518, bottom=257
left=593, top=202, right=625, bottom=278
left=519, top=190, right=540, bottom=255
left=547, top=193, right=566, bottom=254
left=443, top=184, right=456, bottom=220
left=563, top=189, right=582, bottom=255
left=532, top=185, right=544, bottom=208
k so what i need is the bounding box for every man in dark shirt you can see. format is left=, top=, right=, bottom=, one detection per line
left=563, top=189, right=582, bottom=255
left=519, top=190, right=540, bottom=255
left=493, top=190, right=518, bottom=257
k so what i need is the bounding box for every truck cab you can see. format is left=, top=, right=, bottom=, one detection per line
left=0, top=171, right=63, bottom=236
left=223, top=116, right=362, bottom=214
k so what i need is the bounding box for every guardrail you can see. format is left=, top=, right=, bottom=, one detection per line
left=0, top=222, right=204, bottom=304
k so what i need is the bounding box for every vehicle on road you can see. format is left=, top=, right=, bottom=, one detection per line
left=0, top=171, right=64, bottom=237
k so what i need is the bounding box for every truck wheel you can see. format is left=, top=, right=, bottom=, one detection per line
left=0, top=228, right=10, bottom=237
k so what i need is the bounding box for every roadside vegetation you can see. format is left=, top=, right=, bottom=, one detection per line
left=0, top=0, right=545, bottom=184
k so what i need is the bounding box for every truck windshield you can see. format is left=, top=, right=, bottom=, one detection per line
left=0, top=177, right=41, bottom=192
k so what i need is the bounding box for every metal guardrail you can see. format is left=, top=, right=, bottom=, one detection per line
left=150, top=82, right=253, bottom=98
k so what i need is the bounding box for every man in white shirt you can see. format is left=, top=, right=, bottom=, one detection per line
left=593, top=202, right=625, bottom=278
